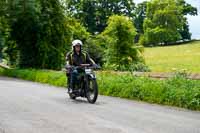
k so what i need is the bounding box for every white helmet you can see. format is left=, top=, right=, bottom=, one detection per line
left=72, top=39, right=83, bottom=47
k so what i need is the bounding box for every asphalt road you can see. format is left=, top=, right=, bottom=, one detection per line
left=0, top=77, right=200, bottom=133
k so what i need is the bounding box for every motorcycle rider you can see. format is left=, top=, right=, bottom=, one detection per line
left=65, top=39, right=97, bottom=93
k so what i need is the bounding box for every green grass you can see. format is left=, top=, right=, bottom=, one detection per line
left=0, top=68, right=200, bottom=110
left=0, top=68, right=67, bottom=87
left=144, top=41, right=200, bottom=72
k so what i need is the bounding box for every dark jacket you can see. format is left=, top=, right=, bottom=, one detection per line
left=66, top=51, right=95, bottom=67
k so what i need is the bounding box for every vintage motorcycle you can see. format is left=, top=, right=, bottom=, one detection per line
left=67, top=64, right=99, bottom=104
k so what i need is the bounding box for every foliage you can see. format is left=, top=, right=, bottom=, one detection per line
left=98, top=71, right=200, bottom=110
left=133, top=1, right=147, bottom=43
left=2, top=0, right=90, bottom=70
left=65, top=0, right=97, bottom=33
left=0, top=17, right=7, bottom=60
left=83, top=36, right=105, bottom=65
left=0, top=68, right=66, bottom=87
left=142, top=0, right=183, bottom=46
left=32, top=0, right=71, bottom=70
left=7, top=0, right=40, bottom=68
left=65, top=0, right=135, bottom=34
left=3, top=40, right=18, bottom=67
left=177, top=0, right=198, bottom=40
left=178, top=0, right=197, bottom=16
left=64, top=17, right=90, bottom=51
left=0, top=0, right=10, bottom=61
left=129, top=62, right=150, bottom=72
left=101, top=15, right=145, bottom=71
left=139, top=0, right=198, bottom=46
left=0, top=68, right=199, bottom=110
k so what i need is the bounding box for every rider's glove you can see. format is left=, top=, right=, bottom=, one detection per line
left=65, top=65, right=72, bottom=73
left=65, top=64, right=72, bottom=69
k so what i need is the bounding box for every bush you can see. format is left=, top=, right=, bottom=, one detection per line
left=83, top=36, right=105, bottom=65
left=103, top=62, right=150, bottom=72
left=0, top=69, right=66, bottom=87
left=129, top=62, right=150, bottom=72
left=98, top=71, right=200, bottom=110
left=101, top=15, right=145, bottom=71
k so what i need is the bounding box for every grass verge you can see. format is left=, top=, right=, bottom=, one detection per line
left=0, top=68, right=200, bottom=110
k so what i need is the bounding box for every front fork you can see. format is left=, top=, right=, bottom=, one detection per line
left=84, top=73, right=96, bottom=96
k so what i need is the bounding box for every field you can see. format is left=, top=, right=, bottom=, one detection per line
left=144, top=41, right=200, bottom=73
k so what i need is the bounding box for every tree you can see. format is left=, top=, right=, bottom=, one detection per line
left=0, top=17, right=7, bottom=61
left=102, top=15, right=144, bottom=70
left=0, top=0, right=9, bottom=61
left=177, top=0, right=197, bottom=16
left=95, top=0, right=135, bottom=33
left=177, top=0, right=197, bottom=40
left=179, top=17, right=191, bottom=40
left=137, top=0, right=198, bottom=44
left=83, top=36, right=105, bottom=65
left=36, top=0, right=69, bottom=70
left=142, top=0, right=182, bottom=46
left=0, top=0, right=91, bottom=69
left=64, top=17, right=90, bottom=49
left=7, top=0, right=41, bottom=68
left=7, top=0, right=69, bottom=69
left=65, top=0, right=97, bottom=33
left=133, top=1, right=147, bottom=42
left=65, top=0, right=135, bottom=34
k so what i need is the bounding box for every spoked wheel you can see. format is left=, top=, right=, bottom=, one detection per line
left=86, top=79, right=98, bottom=104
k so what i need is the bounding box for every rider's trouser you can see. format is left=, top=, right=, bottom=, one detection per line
left=66, top=68, right=84, bottom=90
left=66, top=73, right=70, bottom=88
left=66, top=69, right=79, bottom=89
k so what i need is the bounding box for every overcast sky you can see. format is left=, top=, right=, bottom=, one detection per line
left=134, top=0, right=200, bottom=39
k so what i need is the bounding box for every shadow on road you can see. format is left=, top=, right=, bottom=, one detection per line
left=65, top=97, right=106, bottom=106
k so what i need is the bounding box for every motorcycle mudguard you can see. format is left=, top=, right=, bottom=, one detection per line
left=88, top=73, right=96, bottom=80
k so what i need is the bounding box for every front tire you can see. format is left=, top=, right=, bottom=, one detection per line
left=86, top=79, right=98, bottom=104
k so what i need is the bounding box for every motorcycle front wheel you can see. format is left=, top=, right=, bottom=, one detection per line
left=86, top=79, right=98, bottom=104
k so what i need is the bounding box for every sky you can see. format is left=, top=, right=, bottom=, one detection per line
left=134, top=0, right=200, bottom=39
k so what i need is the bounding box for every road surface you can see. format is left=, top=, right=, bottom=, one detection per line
left=0, top=77, right=200, bottom=133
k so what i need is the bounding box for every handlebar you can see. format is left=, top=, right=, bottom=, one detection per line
left=68, top=64, right=101, bottom=70
left=80, top=64, right=91, bottom=67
